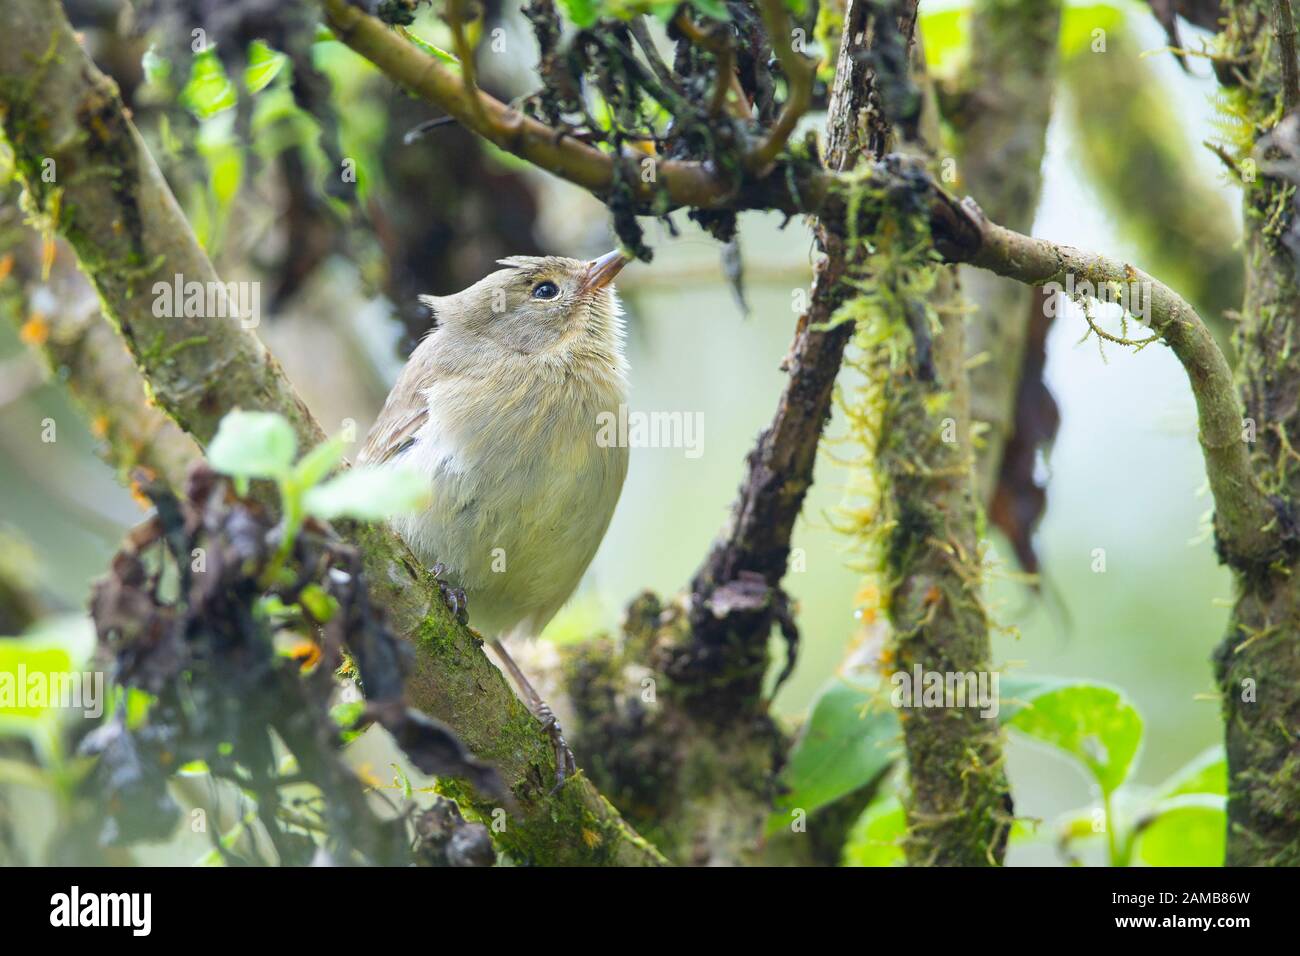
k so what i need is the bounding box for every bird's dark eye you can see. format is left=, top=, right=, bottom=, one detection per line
left=531, top=281, right=560, bottom=300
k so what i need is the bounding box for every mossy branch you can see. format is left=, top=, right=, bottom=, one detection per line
left=965, top=212, right=1279, bottom=567
left=0, top=0, right=663, bottom=866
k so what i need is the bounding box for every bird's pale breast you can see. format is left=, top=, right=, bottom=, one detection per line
left=392, top=370, right=628, bottom=639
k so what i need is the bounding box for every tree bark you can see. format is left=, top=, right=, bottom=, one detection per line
left=0, top=0, right=661, bottom=866
left=1212, top=0, right=1300, bottom=867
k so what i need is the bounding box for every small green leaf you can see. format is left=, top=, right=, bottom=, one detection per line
left=303, top=466, right=431, bottom=521
left=392, top=762, right=413, bottom=800
left=557, top=0, right=599, bottom=28
left=1008, top=683, right=1143, bottom=796
left=142, top=47, right=173, bottom=89
left=843, top=796, right=906, bottom=867
left=299, top=584, right=339, bottom=624
left=769, top=677, right=898, bottom=831
left=332, top=699, right=367, bottom=744
left=397, top=26, right=459, bottom=65
left=1135, top=794, right=1226, bottom=867
left=180, top=49, right=237, bottom=119
left=292, top=435, right=348, bottom=492
left=1158, top=745, right=1227, bottom=799
left=207, top=410, right=298, bottom=483
left=244, top=40, right=287, bottom=93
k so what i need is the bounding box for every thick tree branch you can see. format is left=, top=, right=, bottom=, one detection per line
left=0, top=0, right=662, bottom=866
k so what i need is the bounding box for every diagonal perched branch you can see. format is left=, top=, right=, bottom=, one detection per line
left=0, top=0, right=662, bottom=866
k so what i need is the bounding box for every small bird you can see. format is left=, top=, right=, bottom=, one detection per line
left=359, top=251, right=630, bottom=785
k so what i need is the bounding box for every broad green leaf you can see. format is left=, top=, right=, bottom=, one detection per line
left=1135, top=794, right=1226, bottom=867
left=996, top=673, right=1080, bottom=720
left=180, top=49, right=237, bottom=119
left=292, top=435, right=348, bottom=492
left=244, top=40, right=287, bottom=93
left=769, top=677, right=898, bottom=831
left=303, top=466, right=432, bottom=520
left=1158, top=745, right=1227, bottom=799
left=207, top=410, right=298, bottom=483
left=843, top=796, right=906, bottom=867
left=1008, top=683, right=1142, bottom=796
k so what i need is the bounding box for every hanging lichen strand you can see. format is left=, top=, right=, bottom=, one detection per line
left=830, top=169, right=1012, bottom=866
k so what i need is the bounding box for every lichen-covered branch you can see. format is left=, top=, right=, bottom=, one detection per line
left=965, top=215, right=1279, bottom=568
left=1060, top=23, right=1242, bottom=347
left=0, top=0, right=662, bottom=866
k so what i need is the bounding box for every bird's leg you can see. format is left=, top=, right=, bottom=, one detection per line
left=489, top=639, right=576, bottom=792
left=430, top=562, right=469, bottom=625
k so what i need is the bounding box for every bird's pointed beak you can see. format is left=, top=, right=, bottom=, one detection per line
left=581, top=250, right=629, bottom=293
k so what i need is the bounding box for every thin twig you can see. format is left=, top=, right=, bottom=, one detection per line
left=445, top=0, right=489, bottom=128
left=749, top=0, right=816, bottom=171
left=628, top=15, right=682, bottom=94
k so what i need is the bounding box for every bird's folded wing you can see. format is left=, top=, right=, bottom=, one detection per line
left=359, top=403, right=428, bottom=465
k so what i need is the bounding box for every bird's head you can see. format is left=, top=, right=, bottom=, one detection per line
left=419, top=251, right=628, bottom=360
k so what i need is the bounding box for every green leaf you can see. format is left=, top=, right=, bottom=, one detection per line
left=1008, top=683, right=1143, bottom=796
left=303, top=466, right=432, bottom=521
left=843, top=796, right=906, bottom=867
left=244, top=40, right=287, bottom=93
left=769, top=677, right=898, bottom=831
left=142, top=47, right=173, bottom=89
left=1158, top=745, right=1227, bottom=799
left=397, top=26, right=459, bottom=65
left=207, top=411, right=298, bottom=483
left=391, top=762, right=413, bottom=800
left=1135, top=794, right=1226, bottom=867
left=996, top=673, right=1081, bottom=720
left=299, top=584, right=339, bottom=624
left=0, top=616, right=96, bottom=761
left=557, top=0, right=600, bottom=28
left=180, top=49, right=237, bottom=119
left=919, top=9, right=967, bottom=73
left=1060, top=4, right=1127, bottom=62
left=292, top=435, right=348, bottom=492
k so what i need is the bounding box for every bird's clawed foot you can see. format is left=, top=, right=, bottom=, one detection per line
left=430, top=562, right=469, bottom=625
left=535, top=700, right=577, bottom=793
